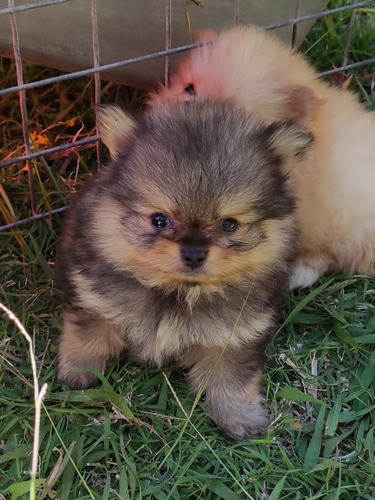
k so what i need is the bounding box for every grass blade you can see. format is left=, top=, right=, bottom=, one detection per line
left=303, top=405, right=326, bottom=471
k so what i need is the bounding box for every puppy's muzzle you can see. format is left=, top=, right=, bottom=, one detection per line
left=180, top=246, right=208, bottom=269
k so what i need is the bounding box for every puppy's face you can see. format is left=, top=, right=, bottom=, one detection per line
left=93, top=101, right=312, bottom=295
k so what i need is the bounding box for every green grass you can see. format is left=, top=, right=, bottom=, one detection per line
left=1, top=2, right=375, bottom=499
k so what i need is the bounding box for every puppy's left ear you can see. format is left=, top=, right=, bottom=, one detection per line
left=266, top=122, right=314, bottom=174
left=96, top=105, right=136, bottom=159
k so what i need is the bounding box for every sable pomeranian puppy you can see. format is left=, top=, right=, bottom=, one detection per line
left=151, top=26, right=375, bottom=289
left=57, top=100, right=313, bottom=440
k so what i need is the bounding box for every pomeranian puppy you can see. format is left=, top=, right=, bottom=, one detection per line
left=151, top=26, right=375, bottom=289
left=57, top=99, right=313, bottom=440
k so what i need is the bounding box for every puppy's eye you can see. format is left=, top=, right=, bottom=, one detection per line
left=220, top=218, right=239, bottom=232
left=151, top=213, right=173, bottom=229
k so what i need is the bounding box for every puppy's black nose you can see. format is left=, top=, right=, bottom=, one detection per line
left=181, top=246, right=208, bottom=269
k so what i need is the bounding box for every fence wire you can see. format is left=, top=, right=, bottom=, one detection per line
left=1, top=0, right=375, bottom=231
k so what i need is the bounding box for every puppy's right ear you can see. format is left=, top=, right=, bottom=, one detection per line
left=285, top=85, right=325, bottom=126
left=96, top=105, right=136, bottom=159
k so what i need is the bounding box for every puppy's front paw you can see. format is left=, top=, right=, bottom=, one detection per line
left=289, top=265, right=321, bottom=290
left=57, top=356, right=100, bottom=390
left=206, top=398, right=269, bottom=440
left=57, top=308, right=120, bottom=389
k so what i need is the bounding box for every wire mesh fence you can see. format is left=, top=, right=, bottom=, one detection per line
left=1, top=0, right=375, bottom=231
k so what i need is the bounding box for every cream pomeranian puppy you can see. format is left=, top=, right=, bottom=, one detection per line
left=151, top=25, right=375, bottom=289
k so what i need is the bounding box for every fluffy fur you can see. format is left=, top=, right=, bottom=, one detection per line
left=57, top=100, right=313, bottom=439
left=151, top=25, right=375, bottom=288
